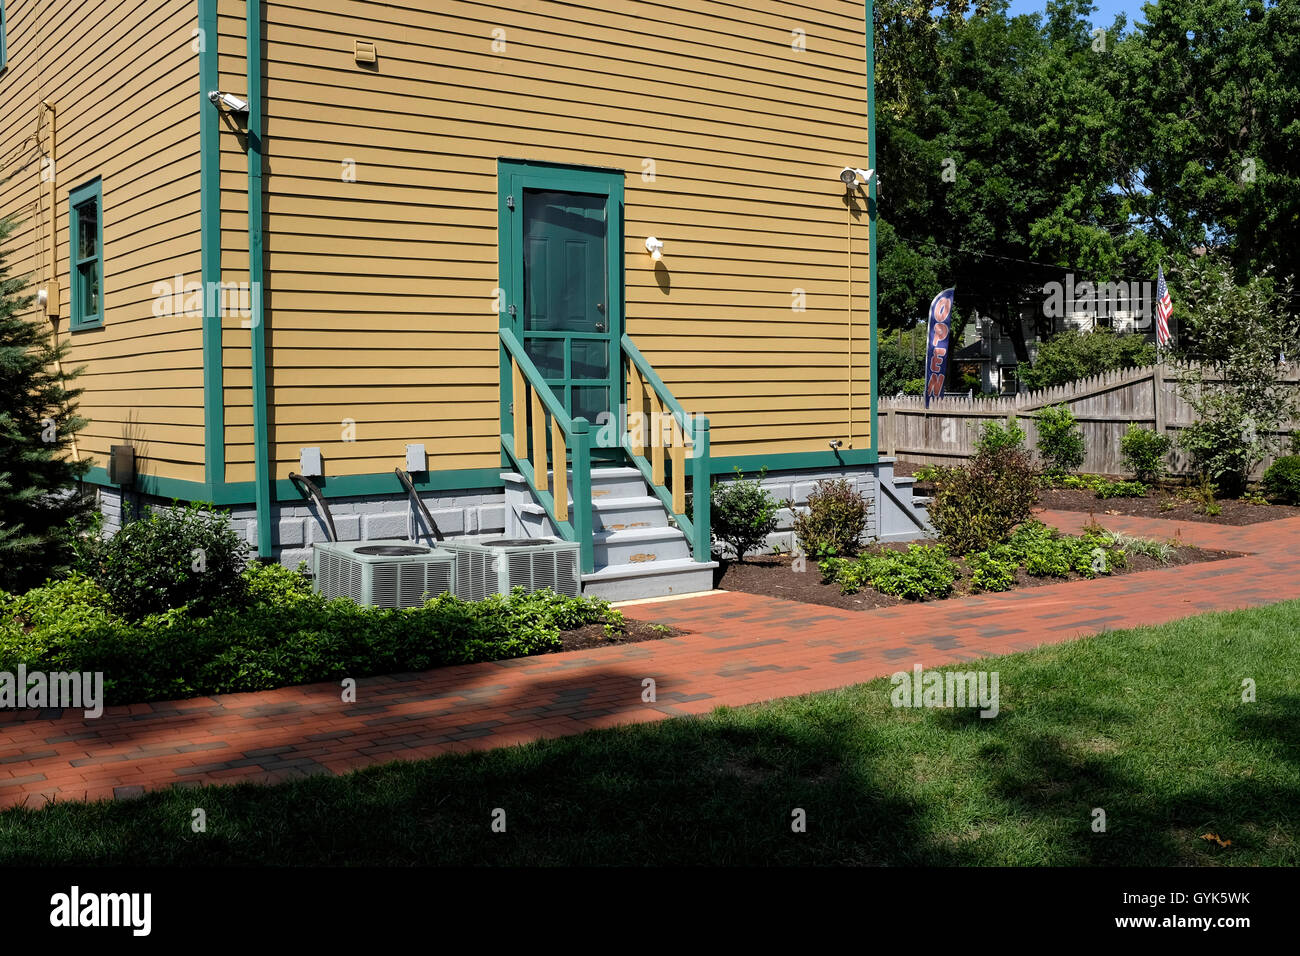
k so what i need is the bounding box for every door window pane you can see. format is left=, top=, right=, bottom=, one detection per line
left=570, top=340, right=608, bottom=379
left=573, top=386, right=609, bottom=424
left=525, top=338, right=565, bottom=379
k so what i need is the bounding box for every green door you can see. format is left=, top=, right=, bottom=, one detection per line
left=520, top=189, right=615, bottom=433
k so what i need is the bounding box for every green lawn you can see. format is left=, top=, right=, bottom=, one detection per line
left=3, top=601, right=1297, bottom=866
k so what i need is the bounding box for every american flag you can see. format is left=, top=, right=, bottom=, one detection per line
left=1155, top=266, right=1173, bottom=348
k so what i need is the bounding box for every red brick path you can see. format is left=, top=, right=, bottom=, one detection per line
left=2, top=511, right=1296, bottom=808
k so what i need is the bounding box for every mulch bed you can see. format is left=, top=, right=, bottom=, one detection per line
left=715, top=541, right=1241, bottom=612
left=1036, top=488, right=1300, bottom=525
left=556, top=618, right=688, bottom=652
left=892, top=459, right=1300, bottom=526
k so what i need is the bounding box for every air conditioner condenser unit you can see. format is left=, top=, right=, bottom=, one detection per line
left=436, top=535, right=582, bottom=601
left=312, top=541, right=457, bottom=610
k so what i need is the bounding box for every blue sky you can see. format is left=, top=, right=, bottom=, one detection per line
left=1004, top=0, right=1142, bottom=28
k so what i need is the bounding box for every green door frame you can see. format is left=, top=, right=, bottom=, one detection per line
left=497, top=159, right=626, bottom=461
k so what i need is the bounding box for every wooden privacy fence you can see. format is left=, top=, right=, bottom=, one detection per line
left=879, top=363, right=1300, bottom=478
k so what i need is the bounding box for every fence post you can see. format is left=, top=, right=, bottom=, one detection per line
left=1153, top=362, right=1167, bottom=438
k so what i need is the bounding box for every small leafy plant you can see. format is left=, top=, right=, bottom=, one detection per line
left=1036, top=404, right=1085, bottom=475
left=820, top=544, right=959, bottom=600
left=792, top=478, right=871, bottom=558
left=974, top=416, right=1027, bottom=454
left=968, top=549, right=1018, bottom=592
left=710, top=467, right=787, bottom=562
left=1120, top=423, right=1172, bottom=484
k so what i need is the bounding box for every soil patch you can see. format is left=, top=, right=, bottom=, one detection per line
left=556, top=618, right=688, bottom=652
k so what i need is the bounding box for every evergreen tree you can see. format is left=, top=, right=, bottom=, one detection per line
left=0, top=216, right=94, bottom=592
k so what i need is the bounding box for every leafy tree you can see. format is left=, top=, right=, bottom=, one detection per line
left=1172, top=254, right=1299, bottom=495
left=876, top=335, right=924, bottom=396
left=1020, top=327, right=1157, bottom=389
left=1111, top=0, right=1300, bottom=280
left=0, top=217, right=93, bottom=592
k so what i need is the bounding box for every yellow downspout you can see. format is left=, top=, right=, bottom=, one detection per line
left=41, top=100, right=78, bottom=462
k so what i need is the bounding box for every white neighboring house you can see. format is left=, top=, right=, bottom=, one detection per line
left=953, top=293, right=1157, bottom=395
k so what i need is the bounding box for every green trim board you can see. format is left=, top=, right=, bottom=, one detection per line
left=865, top=0, right=880, bottom=459
left=84, top=466, right=508, bottom=507
left=246, top=0, right=271, bottom=558
left=68, top=179, right=103, bottom=330
left=708, top=448, right=877, bottom=475
left=0, top=0, right=7, bottom=74
left=82, top=446, right=878, bottom=510
left=198, top=0, right=223, bottom=488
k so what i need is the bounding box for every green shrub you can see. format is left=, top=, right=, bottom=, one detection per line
left=1120, top=424, right=1172, bottom=483
left=792, top=478, right=871, bottom=558
left=903, top=378, right=925, bottom=396
left=1053, top=472, right=1148, bottom=498
left=710, top=467, right=787, bottom=562
left=1177, top=399, right=1261, bottom=498
left=969, top=549, right=1018, bottom=592
left=1262, top=455, right=1300, bottom=505
left=876, top=340, right=923, bottom=396
left=92, top=501, right=251, bottom=620
left=974, top=416, right=1027, bottom=454
left=927, top=444, right=1039, bottom=554
left=1005, top=520, right=1125, bottom=579
left=1092, top=478, right=1149, bottom=499
left=820, top=544, right=958, bottom=600
left=1035, top=404, right=1085, bottom=475
left=0, top=566, right=622, bottom=706
left=1020, top=328, right=1156, bottom=390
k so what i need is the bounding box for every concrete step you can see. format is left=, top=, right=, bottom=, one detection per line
left=593, top=495, right=670, bottom=531
left=892, top=475, right=917, bottom=488
left=582, top=557, right=718, bottom=601
left=593, top=525, right=692, bottom=566
left=503, top=466, right=649, bottom=501
left=513, top=494, right=670, bottom=536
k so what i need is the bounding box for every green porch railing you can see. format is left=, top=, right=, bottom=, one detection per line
left=620, top=334, right=712, bottom=563
left=499, top=328, right=595, bottom=573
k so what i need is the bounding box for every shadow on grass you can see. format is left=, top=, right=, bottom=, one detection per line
left=2, top=618, right=1298, bottom=866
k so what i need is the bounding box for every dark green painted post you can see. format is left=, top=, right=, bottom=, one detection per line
left=691, top=416, right=711, bottom=563
left=571, top=417, right=594, bottom=573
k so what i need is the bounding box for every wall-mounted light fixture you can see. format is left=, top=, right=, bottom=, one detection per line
left=644, top=236, right=664, bottom=261
left=838, top=166, right=875, bottom=191
left=828, top=439, right=844, bottom=451
left=208, top=90, right=250, bottom=114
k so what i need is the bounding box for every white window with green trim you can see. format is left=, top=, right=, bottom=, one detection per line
left=69, top=180, right=104, bottom=330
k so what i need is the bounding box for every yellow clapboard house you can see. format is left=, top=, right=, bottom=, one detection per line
left=1, top=0, right=927, bottom=599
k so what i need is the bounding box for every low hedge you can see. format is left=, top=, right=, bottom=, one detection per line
left=0, top=564, right=623, bottom=706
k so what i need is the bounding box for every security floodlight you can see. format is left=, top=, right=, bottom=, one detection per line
left=645, top=236, right=664, bottom=261
left=208, top=90, right=250, bottom=113
left=839, top=167, right=875, bottom=190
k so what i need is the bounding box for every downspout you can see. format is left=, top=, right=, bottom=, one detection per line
left=865, top=0, right=880, bottom=460
left=40, top=101, right=79, bottom=463
left=247, top=0, right=272, bottom=558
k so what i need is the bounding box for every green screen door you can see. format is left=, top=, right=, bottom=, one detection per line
left=521, top=189, right=614, bottom=434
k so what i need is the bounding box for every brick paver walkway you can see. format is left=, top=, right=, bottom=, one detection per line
left=2, top=510, right=1296, bottom=808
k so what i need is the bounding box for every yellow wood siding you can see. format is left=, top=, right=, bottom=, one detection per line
left=0, top=0, right=204, bottom=484
left=220, top=0, right=871, bottom=481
